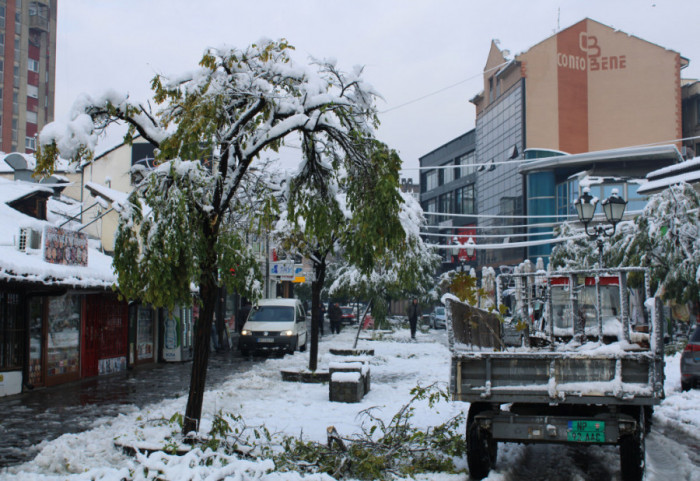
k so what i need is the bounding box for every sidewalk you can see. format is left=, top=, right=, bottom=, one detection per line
left=0, top=349, right=255, bottom=468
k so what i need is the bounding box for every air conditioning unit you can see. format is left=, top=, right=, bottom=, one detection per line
left=18, top=227, right=42, bottom=252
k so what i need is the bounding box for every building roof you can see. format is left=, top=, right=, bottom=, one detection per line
left=0, top=178, right=53, bottom=204
left=637, top=156, right=700, bottom=195
left=518, top=144, right=683, bottom=176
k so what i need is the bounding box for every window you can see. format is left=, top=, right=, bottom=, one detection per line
left=696, top=98, right=700, bottom=125
left=439, top=192, right=454, bottom=215
left=28, top=58, right=39, bottom=72
left=488, top=77, right=494, bottom=103
left=456, top=185, right=475, bottom=214
left=443, top=162, right=455, bottom=184
left=625, top=183, right=646, bottom=213
left=0, top=60, right=3, bottom=72
left=25, top=136, right=36, bottom=150
left=26, top=110, right=37, bottom=123
left=425, top=170, right=438, bottom=191
left=0, top=33, right=4, bottom=46
left=457, top=151, right=476, bottom=178
left=27, top=84, right=38, bottom=98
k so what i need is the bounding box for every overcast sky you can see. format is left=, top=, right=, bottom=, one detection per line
left=55, top=0, right=700, bottom=180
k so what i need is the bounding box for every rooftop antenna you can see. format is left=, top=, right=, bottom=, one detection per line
left=557, top=7, right=560, bottom=31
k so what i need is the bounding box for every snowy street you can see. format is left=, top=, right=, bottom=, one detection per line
left=2, top=327, right=700, bottom=480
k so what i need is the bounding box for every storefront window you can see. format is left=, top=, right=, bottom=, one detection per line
left=47, top=294, right=81, bottom=378
left=0, top=292, right=23, bottom=370
left=136, top=306, right=154, bottom=360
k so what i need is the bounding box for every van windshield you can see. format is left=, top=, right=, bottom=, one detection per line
left=249, top=306, right=294, bottom=323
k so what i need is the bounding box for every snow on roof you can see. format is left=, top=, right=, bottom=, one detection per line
left=85, top=181, right=131, bottom=211
left=637, top=169, right=700, bottom=195
left=0, top=178, right=117, bottom=288
left=0, top=244, right=116, bottom=288
left=645, top=156, right=700, bottom=179
left=0, top=177, right=53, bottom=203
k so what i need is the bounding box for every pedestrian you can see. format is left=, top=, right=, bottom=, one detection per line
left=407, top=298, right=421, bottom=340
left=329, top=302, right=342, bottom=334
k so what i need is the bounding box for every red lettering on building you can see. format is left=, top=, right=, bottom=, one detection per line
left=558, top=32, right=627, bottom=72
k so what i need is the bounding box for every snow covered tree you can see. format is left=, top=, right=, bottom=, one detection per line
left=273, top=141, right=406, bottom=371
left=36, top=40, right=386, bottom=435
left=549, top=221, right=619, bottom=269
left=615, top=183, right=700, bottom=307
left=329, top=190, right=440, bottom=327
left=551, top=183, right=700, bottom=315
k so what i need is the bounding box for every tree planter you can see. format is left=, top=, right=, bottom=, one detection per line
left=329, top=348, right=375, bottom=356
left=280, top=369, right=330, bottom=383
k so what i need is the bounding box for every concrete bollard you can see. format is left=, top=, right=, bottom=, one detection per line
left=329, top=372, right=364, bottom=403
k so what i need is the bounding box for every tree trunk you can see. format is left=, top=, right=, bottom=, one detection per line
left=183, top=249, right=218, bottom=435
left=309, top=258, right=326, bottom=372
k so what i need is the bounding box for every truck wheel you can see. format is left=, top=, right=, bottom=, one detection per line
left=300, top=336, right=307, bottom=352
left=467, top=404, right=496, bottom=480
left=467, top=423, right=493, bottom=480
left=620, top=408, right=645, bottom=481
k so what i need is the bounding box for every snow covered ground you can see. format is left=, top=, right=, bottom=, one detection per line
left=3, top=328, right=700, bottom=480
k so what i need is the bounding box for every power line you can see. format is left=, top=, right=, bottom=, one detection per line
left=400, top=136, right=700, bottom=172
left=379, top=61, right=509, bottom=115
left=422, top=210, right=643, bottom=220
left=421, top=230, right=556, bottom=239
left=428, top=234, right=585, bottom=250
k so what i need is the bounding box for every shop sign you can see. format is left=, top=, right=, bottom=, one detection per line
left=557, top=32, right=627, bottom=73
left=270, top=261, right=295, bottom=280
left=43, top=226, right=88, bottom=266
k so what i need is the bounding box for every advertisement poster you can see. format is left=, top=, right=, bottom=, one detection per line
left=43, top=226, right=88, bottom=266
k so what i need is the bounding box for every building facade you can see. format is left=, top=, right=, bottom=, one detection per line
left=0, top=0, right=56, bottom=154
left=419, top=129, right=478, bottom=273
left=421, top=18, right=689, bottom=271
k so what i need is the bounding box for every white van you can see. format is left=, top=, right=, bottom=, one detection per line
left=238, top=298, right=308, bottom=355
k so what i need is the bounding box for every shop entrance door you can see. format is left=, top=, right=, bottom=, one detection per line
left=82, top=295, right=100, bottom=378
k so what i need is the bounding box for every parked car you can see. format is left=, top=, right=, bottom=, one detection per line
left=429, top=306, right=446, bottom=329
left=681, top=323, right=700, bottom=391
left=340, top=306, right=357, bottom=325
left=238, top=298, right=307, bottom=356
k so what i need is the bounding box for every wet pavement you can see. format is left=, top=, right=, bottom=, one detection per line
left=0, top=348, right=260, bottom=468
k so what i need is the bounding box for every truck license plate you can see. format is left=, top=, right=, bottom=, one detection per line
left=567, top=420, right=605, bottom=443
left=257, top=338, right=274, bottom=343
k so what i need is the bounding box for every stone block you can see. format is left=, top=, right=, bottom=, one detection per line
left=329, top=372, right=364, bottom=403
left=329, top=361, right=370, bottom=394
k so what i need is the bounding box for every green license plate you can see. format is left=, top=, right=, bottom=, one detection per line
left=567, top=420, right=605, bottom=443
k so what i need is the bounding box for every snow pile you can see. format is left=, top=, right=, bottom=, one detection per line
left=3, top=330, right=700, bottom=480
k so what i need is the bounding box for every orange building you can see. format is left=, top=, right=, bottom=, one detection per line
left=467, top=18, right=687, bottom=266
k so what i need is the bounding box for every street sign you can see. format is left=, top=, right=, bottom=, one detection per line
left=270, top=261, right=294, bottom=280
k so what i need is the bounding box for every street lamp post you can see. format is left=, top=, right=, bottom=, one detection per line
left=573, top=188, right=627, bottom=267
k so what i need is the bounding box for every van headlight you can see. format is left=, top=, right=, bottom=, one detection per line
left=283, top=330, right=294, bottom=336
left=241, top=330, right=251, bottom=336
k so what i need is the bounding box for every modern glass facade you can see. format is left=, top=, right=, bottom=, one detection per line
left=474, top=80, right=525, bottom=267
left=419, top=130, right=477, bottom=271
